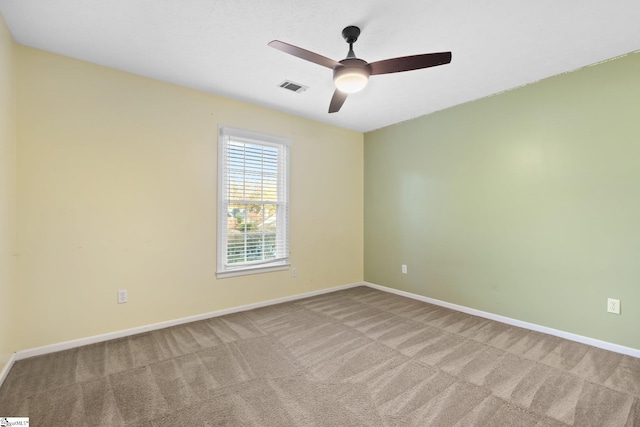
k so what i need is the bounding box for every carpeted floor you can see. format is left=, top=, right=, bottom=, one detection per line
left=0, top=286, right=639, bottom=426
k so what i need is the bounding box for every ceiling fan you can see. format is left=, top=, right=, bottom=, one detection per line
left=268, top=26, right=452, bottom=113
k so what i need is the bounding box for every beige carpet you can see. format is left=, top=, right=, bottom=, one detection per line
left=0, top=286, right=639, bottom=426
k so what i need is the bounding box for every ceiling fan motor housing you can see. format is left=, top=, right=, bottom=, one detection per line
left=333, top=58, right=372, bottom=93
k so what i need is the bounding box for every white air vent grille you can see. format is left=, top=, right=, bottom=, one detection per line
left=278, top=80, right=308, bottom=93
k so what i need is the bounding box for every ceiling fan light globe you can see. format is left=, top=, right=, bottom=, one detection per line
left=335, top=72, right=369, bottom=93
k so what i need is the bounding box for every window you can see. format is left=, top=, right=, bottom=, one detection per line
left=217, top=126, right=290, bottom=278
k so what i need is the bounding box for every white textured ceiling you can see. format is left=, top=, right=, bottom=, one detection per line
left=1, top=0, right=639, bottom=132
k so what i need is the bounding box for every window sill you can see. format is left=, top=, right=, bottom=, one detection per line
left=216, top=263, right=290, bottom=279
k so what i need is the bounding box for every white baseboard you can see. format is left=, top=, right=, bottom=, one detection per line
left=364, top=282, right=640, bottom=359
left=15, top=281, right=365, bottom=361
left=0, top=353, right=16, bottom=389
left=13, top=280, right=638, bottom=363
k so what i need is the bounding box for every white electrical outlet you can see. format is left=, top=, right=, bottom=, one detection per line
left=607, top=298, right=620, bottom=314
left=402, top=264, right=407, bottom=274
left=118, top=289, right=128, bottom=304
left=291, top=267, right=297, bottom=278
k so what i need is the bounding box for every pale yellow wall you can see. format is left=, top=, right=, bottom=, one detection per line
left=0, top=14, right=16, bottom=367
left=365, top=52, right=640, bottom=349
left=15, top=46, right=363, bottom=351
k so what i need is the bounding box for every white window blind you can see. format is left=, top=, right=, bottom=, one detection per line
left=217, top=126, right=290, bottom=278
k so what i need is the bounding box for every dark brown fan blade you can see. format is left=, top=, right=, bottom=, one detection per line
left=328, top=89, right=348, bottom=113
left=268, top=40, right=340, bottom=69
left=370, top=52, right=452, bottom=75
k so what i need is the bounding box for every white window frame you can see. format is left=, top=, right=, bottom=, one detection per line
left=217, top=126, right=291, bottom=278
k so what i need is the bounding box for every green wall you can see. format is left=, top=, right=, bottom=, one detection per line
left=364, top=52, right=640, bottom=350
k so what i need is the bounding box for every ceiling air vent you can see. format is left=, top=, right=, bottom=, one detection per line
left=278, top=80, right=308, bottom=94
